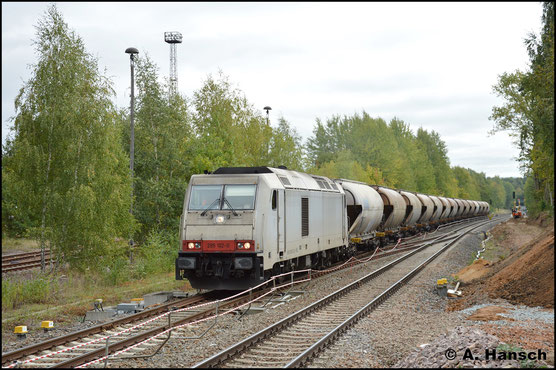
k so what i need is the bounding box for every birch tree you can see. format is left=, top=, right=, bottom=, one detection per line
left=4, top=4, right=134, bottom=270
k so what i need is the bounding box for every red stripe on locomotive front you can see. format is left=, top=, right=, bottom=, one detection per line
left=182, top=240, right=254, bottom=252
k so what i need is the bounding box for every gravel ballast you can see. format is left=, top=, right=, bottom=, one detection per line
left=94, top=219, right=505, bottom=368
left=10, top=217, right=546, bottom=368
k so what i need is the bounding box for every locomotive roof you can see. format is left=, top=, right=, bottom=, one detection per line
left=213, top=167, right=275, bottom=174
left=211, top=166, right=341, bottom=193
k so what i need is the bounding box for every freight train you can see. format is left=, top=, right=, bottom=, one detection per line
left=175, top=167, right=489, bottom=290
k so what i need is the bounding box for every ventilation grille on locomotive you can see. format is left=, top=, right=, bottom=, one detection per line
left=279, top=176, right=291, bottom=186
left=301, top=197, right=309, bottom=236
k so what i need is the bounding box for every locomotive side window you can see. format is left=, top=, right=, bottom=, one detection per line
left=223, top=185, right=256, bottom=210
left=272, top=190, right=277, bottom=210
left=188, top=185, right=222, bottom=210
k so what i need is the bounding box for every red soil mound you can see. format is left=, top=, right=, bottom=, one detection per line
left=448, top=216, right=554, bottom=310
left=486, top=230, right=554, bottom=308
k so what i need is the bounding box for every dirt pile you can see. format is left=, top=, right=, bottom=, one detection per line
left=449, top=215, right=554, bottom=311
left=486, top=230, right=554, bottom=308
left=528, top=211, right=553, bottom=228
left=466, top=305, right=514, bottom=321
left=456, top=258, right=492, bottom=283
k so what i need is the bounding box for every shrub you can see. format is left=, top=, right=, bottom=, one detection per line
left=101, top=256, right=132, bottom=286
left=2, top=276, right=58, bottom=310
left=133, top=229, right=178, bottom=278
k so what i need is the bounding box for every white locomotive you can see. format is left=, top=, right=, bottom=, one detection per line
left=175, top=167, right=488, bottom=290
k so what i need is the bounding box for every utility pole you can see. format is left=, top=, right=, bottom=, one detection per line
left=264, top=106, right=272, bottom=125
left=125, top=46, right=139, bottom=263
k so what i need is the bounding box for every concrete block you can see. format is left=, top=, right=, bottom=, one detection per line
left=85, top=308, right=117, bottom=321
left=286, top=291, right=305, bottom=296
left=172, top=291, right=190, bottom=299
left=117, top=303, right=138, bottom=313
left=143, top=291, right=173, bottom=307
left=237, top=306, right=265, bottom=315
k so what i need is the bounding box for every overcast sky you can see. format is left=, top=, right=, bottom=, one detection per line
left=2, top=2, right=544, bottom=178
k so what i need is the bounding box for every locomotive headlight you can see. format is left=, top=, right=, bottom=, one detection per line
left=187, top=242, right=195, bottom=249
left=244, top=242, right=251, bottom=250
left=194, top=242, right=201, bottom=249
left=237, top=242, right=244, bottom=249
left=214, top=215, right=225, bottom=224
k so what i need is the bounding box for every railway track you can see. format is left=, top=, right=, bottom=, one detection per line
left=2, top=250, right=53, bottom=273
left=192, top=217, right=496, bottom=368
left=2, top=293, right=227, bottom=368
left=1, top=217, right=487, bottom=368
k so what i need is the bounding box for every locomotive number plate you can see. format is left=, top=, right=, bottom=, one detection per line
left=204, top=241, right=235, bottom=251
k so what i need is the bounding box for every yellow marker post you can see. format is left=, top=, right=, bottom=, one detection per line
left=14, top=325, right=28, bottom=338
left=437, top=278, right=448, bottom=286
left=41, top=321, right=54, bottom=332
left=436, top=278, right=448, bottom=297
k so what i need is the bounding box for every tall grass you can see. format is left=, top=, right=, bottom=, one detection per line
left=93, top=229, right=179, bottom=285
left=2, top=276, right=59, bottom=310
left=2, top=230, right=180, bottom=313
left=132, top=229, right=178, bottom=279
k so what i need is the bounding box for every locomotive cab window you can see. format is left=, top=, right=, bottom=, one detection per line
left=188, top=185, right=222, bottom=210
left=272, top=190, right=277, bottom=210
left=223, top=184, right=256, bottom=210
left=188, top=184, right=256, bottom=210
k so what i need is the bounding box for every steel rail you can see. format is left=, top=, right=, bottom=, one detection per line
left=285, top=218, right=498, bottom=367
left=1, top=295, right=208, bottom=366
left=2, top=259, right=54, bottom=273
left=1, top=233, right=410, bottom=367
left=2, top=250, right=51, bottom=262
left=192, top=217, right=495, bottom=368
left=2, top=216, right=492, bottom=367
left=49, top=291, right=269, bottom=368
left=2, top=250, right=53, bottom=273
left=192, top=237, right=441, bottom=368
left=2, top=257, right=50, bottom=267
left=1, top=238, right=416, bottom=367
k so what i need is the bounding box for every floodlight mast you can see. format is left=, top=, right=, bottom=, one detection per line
left=164, top=32, right=183, bottom=96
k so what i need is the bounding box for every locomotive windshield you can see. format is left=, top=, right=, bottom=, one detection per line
left=223, top=184, right=256, bottom=210
left=188, top=185, right=221, bottom=210
left=188, top=184, right=256, bottom=211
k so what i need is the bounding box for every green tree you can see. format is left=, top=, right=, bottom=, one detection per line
left=389, top=117, right=438, bottom=192
left=190, top=71, right=305, bottom=173
left=129, top=55, right=191, bottom=239
left=306, top=111, right=465, bottom=195
left=524, top=174, right=544, bottom=216
left=2, top=151, right=37, bottom=237
left=310, top=150, right=385, bottom=185
left=488, top=177, right=506, bottom=209
left=501, top=180, right=515, bottom=209
left=191, top=71, right=267, bottom=172
left=306, top=116, right=343, bottom=167
left=3, top=5, right=134, bottom=270
left=415, top=128, right=458, bottom=196
left=268, top=117, right=305, bottom=171
left=490, top=2, right=554, bottom=215
left=453, top=167, right=481, bottom=200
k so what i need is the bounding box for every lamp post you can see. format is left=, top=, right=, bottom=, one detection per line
left=125, top=47, right=138, bottom=263
left=264, top=106, right=272, bottom=125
